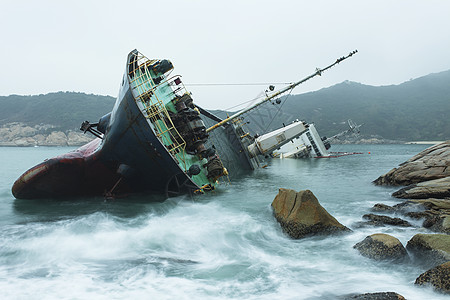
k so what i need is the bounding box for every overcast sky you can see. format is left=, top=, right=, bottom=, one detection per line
left=1, top=0, right=449, bottom=110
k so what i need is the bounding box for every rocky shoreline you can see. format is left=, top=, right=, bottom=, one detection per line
left=271, top=140, right=450, bottom=297
left=368, top=140, right=449, bottom=294
left=0, top=122, right=93, bottom=147
left=373, top=140, right=450, bottom=234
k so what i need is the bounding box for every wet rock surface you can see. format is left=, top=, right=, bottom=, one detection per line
left=374, top=140, right=450, bottom=186
left=343, top=292, right=406, bottom=300
left=340, top=142, right=450, bottom=297
left=369, top=199, right=450, bottom=233
left=409, top=199, right=450, bottom=233
left=372, top=141, right=450, bottom=234
left=271, top=188, right=351, bottom=239
left=406, top=233, right=450, bottom=267
left=392, top=177, right=450, bottom=199
left=371, top=203, right=396, bottom=212
left=415, top=261, right=450, bottom=294
left=360, top=213, right=412, bottom=227
left=353, top=233, right=408, bottom=261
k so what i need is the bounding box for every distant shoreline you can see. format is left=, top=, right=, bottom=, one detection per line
left=405, top=141, right=444, bottom=145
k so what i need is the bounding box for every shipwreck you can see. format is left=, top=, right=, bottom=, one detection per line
left=12, top=49, right=357, bottom=200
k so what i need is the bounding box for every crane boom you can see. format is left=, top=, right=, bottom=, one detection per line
left=206, top=50, right=358, bottom=133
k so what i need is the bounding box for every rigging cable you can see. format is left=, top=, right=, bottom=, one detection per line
left=184, top=82, right=292, bottom=87
left=186, top=82, right=293, bottom=112
left=223, top=93, right=266, bottom=112
left=262, top=87, right=295, bottom=133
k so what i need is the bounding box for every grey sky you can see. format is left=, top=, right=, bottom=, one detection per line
left=1, top=0, right=449, bottom=110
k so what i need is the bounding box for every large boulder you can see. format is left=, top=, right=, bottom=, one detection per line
left=415, top=261, right=450, bottom=294
left=392, top=177, right=450, bottom=199
left=271, top=189, right=351, bottom=239
left=374, top=141, right=450, bottom=186
left=353, top=233, right=408, bottom=261
left=406, top=233, right=450, bottom=267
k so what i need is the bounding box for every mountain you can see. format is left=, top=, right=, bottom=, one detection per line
left=248, top=70, right=450, bottom=141
left=0, top=70, right=449, bottom=142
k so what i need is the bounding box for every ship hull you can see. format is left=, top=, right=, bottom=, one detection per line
left=12, top=51, right=207, bottom=200
left=12, top=87, right=198, bottom=199
left=12, top=139, right=121, bottom=199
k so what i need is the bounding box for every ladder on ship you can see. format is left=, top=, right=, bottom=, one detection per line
left=128, top=57, right=189, bottom=168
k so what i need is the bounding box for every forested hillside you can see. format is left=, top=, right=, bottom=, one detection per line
left=0, top=92, right=115, bottom=131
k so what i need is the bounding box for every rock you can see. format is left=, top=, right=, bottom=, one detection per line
left=406, top=233, right=450, bottom=267
left=34, top=134, right=46, bottom=144
left=408, top=199, right=450, bottom=233
left=13, top=137, right=37, bottom=146
left=441, top=215, right=450, bottom=233
left=45, top=131, right=68, bottom=146
left=0, top=122, right=37, bottom=142
left=405, top=211, right=432, bottom=220
left=18, top=125, right=38, bottom=137
left=422, top=214, right=450, bottom=234
left=361, top=214, right=412, bottom=227
left=353, top=233, right=408, bottom=261
left=0, top=128, right=10, bottom=142
left=271, top=189, right=351, bottom=239
left=344, top=292, right=406, bottom=299
left=389, top=200, right=426, bottom=216
left=372, top=199, right=450, bottom=233
left=415, top=261, right=450, bottom=294
left=392, top=177, right=450, bottom=199
left=0, top=122, right=92, bottom=146
left=412, top=199, right=450, bottom=211
left=67, top=131, right=94, bottom=146
left=371, top=203, right=396, bottom=212
left=374, top=140, right=450, bottom=186
left=383, top=199, right=450, bottom=233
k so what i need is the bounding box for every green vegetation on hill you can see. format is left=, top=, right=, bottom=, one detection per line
left=232, top=70, right=449, bottom=141
left=277, top=70, right=450, bottom=141
left=0, top=70, right=449, bottom=141
left=0, top=92, right=115, bottom=131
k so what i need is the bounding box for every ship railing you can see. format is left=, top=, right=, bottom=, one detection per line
left=127, top=54, right=190, bottom=170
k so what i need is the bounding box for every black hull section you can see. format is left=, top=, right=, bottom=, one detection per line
left=100, top=86, right=199, bottom=196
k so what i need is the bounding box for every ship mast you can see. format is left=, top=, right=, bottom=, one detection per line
left=206, top=50, right=358, bottom=133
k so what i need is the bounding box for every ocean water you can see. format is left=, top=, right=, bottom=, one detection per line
left=0, top=144, right=446, bottom=300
